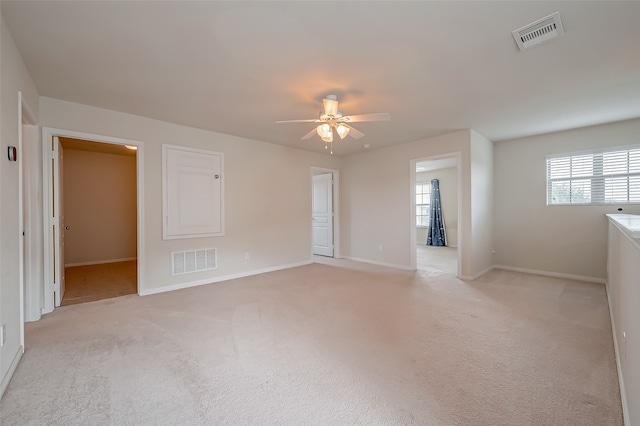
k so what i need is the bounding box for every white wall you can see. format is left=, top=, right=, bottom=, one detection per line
left=0, top=14, right=39, bottom=395
left=493, top=118, right=640, bottom=281
left=38, top=97, right=341, bottom=293
left=470, top=130, right=493, bottom=276
left=340, top=130, right=486, bottom=277
left=416, top=167, right=458, bottom=246
left=63, top=149, right=137, bottom=265
left=21, top=124, right=43, bottom=322
left=607, top=217, right=640, bottom=426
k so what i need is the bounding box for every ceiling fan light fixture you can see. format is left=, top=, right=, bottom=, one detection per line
left=317, top=123, right=331, bottom=138
left=276, top=94, right=390, bottom=153
left=336, top=124, right=350, bottom=139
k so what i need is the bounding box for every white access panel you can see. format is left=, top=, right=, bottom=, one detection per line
left=163, top=145, right=224, bottom=239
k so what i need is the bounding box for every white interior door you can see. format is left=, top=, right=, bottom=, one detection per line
left=53, top=137, right=65, bottom=306
left=312, top=173, right=334, bottom=257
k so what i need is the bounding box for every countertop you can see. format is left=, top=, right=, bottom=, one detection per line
left=607, top=214, right=640, bottom=239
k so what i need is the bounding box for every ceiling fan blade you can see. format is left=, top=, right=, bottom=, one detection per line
left=323, top=97, right=339, bottom=116
left=346, top=124, right=365, bottom=139
left=276, top=119, right=320, bottom=123
left=340, top=112, right=390, bottom=123
left=301, top=128, right=317, bottom=140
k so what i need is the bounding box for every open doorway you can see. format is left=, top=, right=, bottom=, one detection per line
left=41, top=128, right=144, bottom=314
left=412, top=155, right=460, bottom=276
left=58, top=138, right=138, bottom=305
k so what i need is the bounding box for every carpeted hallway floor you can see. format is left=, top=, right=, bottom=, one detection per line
left=62, top=260, right=137, bottom=306
left=0, top=259, right=623, bottom=425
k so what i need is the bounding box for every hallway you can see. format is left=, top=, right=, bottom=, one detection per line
left=61, top=261, right=137, bottom=306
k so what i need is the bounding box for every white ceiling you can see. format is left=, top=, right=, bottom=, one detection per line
left=2, top=1, right=639, bottom=157
left=59, top=137, right=137, bottom=157
left=417, top=157, right=458, bottom=172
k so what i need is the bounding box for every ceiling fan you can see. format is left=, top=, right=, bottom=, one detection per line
left=276, top=95, right=390, bottom=154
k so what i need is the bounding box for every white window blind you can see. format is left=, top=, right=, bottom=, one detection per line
left=546, top=146, right=640, bottom=205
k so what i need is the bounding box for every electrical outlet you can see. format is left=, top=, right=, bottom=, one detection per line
left=0, top=324, right=5, bottom=347
left=244, top=252, right=250, bottom=260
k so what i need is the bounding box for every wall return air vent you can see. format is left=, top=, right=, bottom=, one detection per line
left=172, top=248, right=217, bottom=275
left=512, top=12, right=564, bottom=50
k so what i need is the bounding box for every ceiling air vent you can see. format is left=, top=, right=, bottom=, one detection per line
left=512, top=12, right=564, bottom=50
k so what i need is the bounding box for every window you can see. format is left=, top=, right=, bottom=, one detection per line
left=546, top=146, right=640, bottom=205
left=416, top=182, right=431, bottom=227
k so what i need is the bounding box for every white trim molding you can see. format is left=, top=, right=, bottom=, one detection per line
left=64, top=257, right=137, bottom=268
left=410, top=152, right=463, bottom=278
left=140, top=261, right=312, bottom=296
left=41, top=127, right=145, bottom=314
left=459, top=265, right=495, bottom=281
left=0, top=346, right=23, bottom=399
left=341, top=256, right=414, bottom=271
left=492, top=265, right=605, bottom=284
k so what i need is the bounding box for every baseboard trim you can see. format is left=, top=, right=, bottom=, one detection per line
left=341, top=257, right=414, bottom=271
left=492, top=265, right=605, bottom=284
left=605, top=283, right=631, bottom=426
left=459, top=265, right=494, bottom=281
left=415, top=244, right=457, bottom=248
left=65, top=257, right=137, bottom=267
left=139, top=260, right=313, bottom=296
left=1, top=345, right=24, bottom=399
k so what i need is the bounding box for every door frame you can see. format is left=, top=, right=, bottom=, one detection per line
left=18, top=92, right=42, bottom=322
left=18, top=92, right=38, bottom=344
left=52, top=137, right=65, bottom=307
left=41, top=127, right=145, bottom=314
left=410, top=152, right=462, bottom=276
left=310, top=167, right=340, bottom=259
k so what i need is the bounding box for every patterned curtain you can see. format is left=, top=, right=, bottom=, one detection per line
left=426, top=179, right=447, bottom=246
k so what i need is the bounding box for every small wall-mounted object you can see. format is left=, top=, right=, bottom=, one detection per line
left=7, top=146, right=17, bottom=162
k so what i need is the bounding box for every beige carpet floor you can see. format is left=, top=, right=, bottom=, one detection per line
left=416, top=244, right=458, bottom=276
left=62, top=260, right=137, bottom=306
left=0, top=258, right=623, bottom=425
